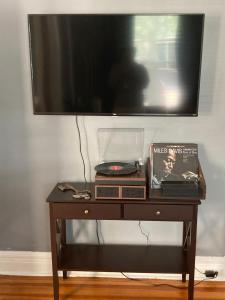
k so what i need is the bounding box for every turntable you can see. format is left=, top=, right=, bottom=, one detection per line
left=94, top=128, right=146, bottom=200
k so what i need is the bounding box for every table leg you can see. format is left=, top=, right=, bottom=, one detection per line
left=61, top=219, right=68, bottom=279
left=182, top=221, right=187, bottom=283
left=50, top=204, right=59, bottom=300
left=188, top=206, right=198, bottom=300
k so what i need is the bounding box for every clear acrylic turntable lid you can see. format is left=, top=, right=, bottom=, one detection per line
left=97, top=128, right=144, bottom=164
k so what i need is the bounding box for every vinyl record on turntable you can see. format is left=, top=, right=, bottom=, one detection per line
left=95, top=162, right=137, bottom=176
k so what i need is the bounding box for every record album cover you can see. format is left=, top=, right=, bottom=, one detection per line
left=150, top=143, right=199, bottom=189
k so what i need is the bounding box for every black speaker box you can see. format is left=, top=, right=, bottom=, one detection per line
left=95, top=185, right=146, bottom=200
left=161, top=181, right=198, bottom=197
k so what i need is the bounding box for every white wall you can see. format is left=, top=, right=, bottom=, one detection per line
left=0, top=0, right=225, bottom=255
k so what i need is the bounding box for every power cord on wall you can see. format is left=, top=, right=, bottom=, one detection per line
left=138, top=221, right=150, bottom=245
left=82, top=116, right=92, bottom=182
left=75, top=115, right=87, bottom=186
left=95, top=220, right=101, bottom=244
left=76, top=115, right=102, bottom=244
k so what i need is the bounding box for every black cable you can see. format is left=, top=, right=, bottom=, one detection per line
left=155, top=274, right=216, bottom=288
left=194, top=278, right=208, bottom=286
left=183, top=223, right=191, bottom=247
left=75, top=115, right=100, bottom=247
left=120, top=273, right=212, bottom=289
left=138, top=221, right=150, bottom=245
left=99, top=219, right=104, bottom=244
left=96, top=220, right=100, bottom=244
left=120, top=273, right=187, bottom=289
left=121, top=272, right=136, bottom=280
left=152, top=282, right=187, bottom=289
left=75, top=115, right=87, bottom=186
left=83, top=116, right=92, bottom=182
left=195, top=267, right=205, bottom=275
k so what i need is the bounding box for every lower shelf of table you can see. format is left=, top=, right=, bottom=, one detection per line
left=58, top=244, right=188, bottom=274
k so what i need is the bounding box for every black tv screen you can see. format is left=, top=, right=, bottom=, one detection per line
left=28, top=14, right=204, bottom=116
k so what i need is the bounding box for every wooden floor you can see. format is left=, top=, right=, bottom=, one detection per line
left=0, top=275, right=224, bottom=300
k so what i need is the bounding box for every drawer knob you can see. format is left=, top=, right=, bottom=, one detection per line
left=84, top=209, right=89, bottom=215
left=156, top=210, right=161, bottom=215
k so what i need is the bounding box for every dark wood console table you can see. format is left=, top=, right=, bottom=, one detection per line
left=47, top=171, right=205, bottom=300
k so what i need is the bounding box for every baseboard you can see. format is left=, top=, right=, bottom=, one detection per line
left=0, top=251, right=224, bottom=280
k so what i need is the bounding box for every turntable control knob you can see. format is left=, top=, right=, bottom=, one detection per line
left=156, top=210, right=161, bottom=216
left=84, top=209, right=89, bottom=215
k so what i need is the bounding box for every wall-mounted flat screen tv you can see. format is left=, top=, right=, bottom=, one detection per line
left=28, top=14, right=204, bottom=116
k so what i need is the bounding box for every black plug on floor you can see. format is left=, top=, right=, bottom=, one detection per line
left=205, top=270, right=218, bottom=279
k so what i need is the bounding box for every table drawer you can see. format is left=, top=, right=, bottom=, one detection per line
left=52, top=203, right=121, bottom=219
left=124, top=204, right=193, bottom=221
